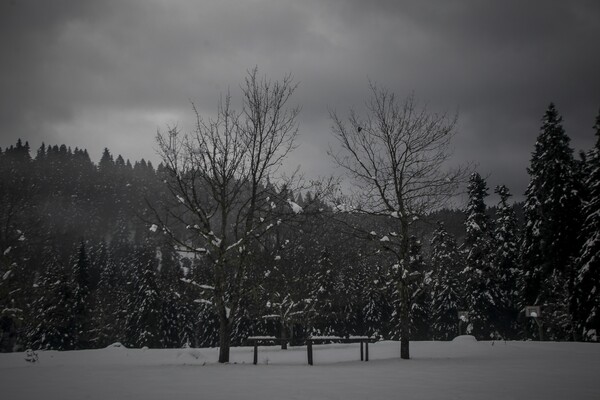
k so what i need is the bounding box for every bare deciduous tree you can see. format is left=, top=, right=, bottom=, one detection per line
left=155, top=68, right=300, bottom=363
left=329, top=83, right=467, bottom=359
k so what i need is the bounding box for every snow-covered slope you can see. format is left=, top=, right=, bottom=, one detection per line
left=1, top=339, right=598, bottom=400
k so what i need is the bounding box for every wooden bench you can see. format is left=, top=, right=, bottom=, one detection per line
left=305, top=336, right=377, bottom=365
left=246, top=335, right=377, bottom=365
left=246, top=336, right=288, bottom=365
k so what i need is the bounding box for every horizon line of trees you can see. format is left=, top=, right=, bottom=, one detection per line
left=1, top=99, right=598, bottom=354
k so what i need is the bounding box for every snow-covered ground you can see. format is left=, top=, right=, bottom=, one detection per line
left=1, top=338, right=599, bottom=400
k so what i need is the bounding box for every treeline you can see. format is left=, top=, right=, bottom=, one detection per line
left=0, top=103, right=599, bottom=352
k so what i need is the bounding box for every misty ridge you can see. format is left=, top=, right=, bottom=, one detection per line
left=0, top=69, right=599, bottom=362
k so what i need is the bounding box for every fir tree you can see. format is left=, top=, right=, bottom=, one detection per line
left=70, top=242, right=91, bottom=349
left=157, top=241, right=196, bottom=348
left=575, top=109, right=600, bottom=341
left=126, top=242, right=162, bottom=348
left=492, top=185, right=521, bottom=339
left=461, top=172, right=501, bottom=339
left=520, top=103, right=581, bottom=340
left=107, top=214, right=137, bottom=343
left=27, top=254, right=74, bottom=350
left=407, top=237, right=431, bottom=340
left=93, top=241, right=120, bottom=346
left=362, top=263, right=389, bottom=338
left=389, top=237, right=431, bottom=340
left=308, top=250, right=338, bottom=336
left=430, top=223, right=464, bottom=340
left=98, top=148, right=114, bottom=173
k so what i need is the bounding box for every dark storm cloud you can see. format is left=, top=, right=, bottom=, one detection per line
left=0, top=0, right=140, bottom=150
left=1, top=0, right=599, bottom=202
left=298, top=0, right=600, bottom=200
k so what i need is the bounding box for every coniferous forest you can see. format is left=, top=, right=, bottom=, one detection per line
left=1, top=102, right=599, bottom=355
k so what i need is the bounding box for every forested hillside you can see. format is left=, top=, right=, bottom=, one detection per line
left=1, top=104, right=598, bottom=352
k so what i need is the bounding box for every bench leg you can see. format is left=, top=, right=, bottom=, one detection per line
left=253, top=343, right=258, bottom=365
left=365, top=341, right=369, bottom=361
left=360, top=341, right=364, bottom=361
left=307, top=341, right=313, bottom=366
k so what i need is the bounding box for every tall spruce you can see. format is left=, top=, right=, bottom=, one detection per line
left=492, top=185, right=521, bottom=338
left=407, top=237, right=432, bottom=341
left=27, top=253, right=74, bottom=350
left=430, top=222, right=464, bottom=340
left=575, top=109, right=600, bottom=341
left=308, top=250, right=338, bottom=336
left=389, top=237, right=431, bottom=340
left=70, top=242, right=91, bottom=349
left=362, top=264, right=388, bottom=338
left=93, top=241, right=120, bottom=346
left=126, top=242, right=162, bottom=348
left=461, top=172, right=501, bottom=339
left=520, top=103, right=581, bottom=340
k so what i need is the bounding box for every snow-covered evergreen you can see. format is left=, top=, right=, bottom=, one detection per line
left=461, top=172, right=501, bottom=339
left=491, top=185, right=521, bottom=338
left=70, top=242, right=91, bottom=349
left=2, top=109, right=600, bottom=352
left=520, top=103, right=581, bottom=340
left=308, top=250, right=339, bottom=337
left=126, top=242, right=162, bottom=348
left=388, top=237, right=430, bottom=340
left=407, top=238, right=432, bottom=340
left=93, top=240, right=121, bottom=347
left=430, top=222, right=464, bottom=340
left=575, top=110, right=600, bottom=341
left=27, top=253, right=75, bottom=350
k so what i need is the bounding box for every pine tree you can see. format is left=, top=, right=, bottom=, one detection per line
left=27, top=254, right=74, bottom=350
left=70, top=242, right=91, bottom=349
left=541, top=269, right=572, bottom=340
left=575, top=109, right=600, bottom=341
left=520, top=103, right=581, bottom=340
left=362, top=263, right=389, bottom=338
left=106, top=213, right=136, bottom=343
left=407, top=237, right=432, bottom=340
left=461, top=172, right=501, bottom=339
left=337, top=265, right=361, bottom=337
left=0, top=140, right=36, bottom=351
left=93, top=241, right=120, bottom=346
left=388, top=237, right=431, bottom=340
left=157, top=241, right=197, bottom=348
left=98, top=148, right=114, bottom=173
left=492, top=185, right=521, bottom=339
left=126, top=242, right=162, bottom=348
left=430, top=223, right=464, bottom=340
left=308, top=250, right=338, bottom=336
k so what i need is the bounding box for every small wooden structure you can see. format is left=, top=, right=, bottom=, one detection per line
left=305, top=336, right=377, bottom=366
left=246, top=335, right=377, bottom=365
left=246, top=336, right=288, bottom=365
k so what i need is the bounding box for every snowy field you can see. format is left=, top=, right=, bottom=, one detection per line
left=1, top=337, right=599, bottom=400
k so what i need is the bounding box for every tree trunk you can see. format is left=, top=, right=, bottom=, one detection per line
left=218, top=317, right=232, bottom=363
left=281, top=321, right=288, bottom=350
left=400, top=282, right=410, bottom=359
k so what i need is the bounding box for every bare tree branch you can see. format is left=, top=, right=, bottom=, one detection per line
left=328, top=84, right=469, bottom=359
left=154, top=69, right=301, bottom=363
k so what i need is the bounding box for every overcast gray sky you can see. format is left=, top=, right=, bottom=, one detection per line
left=1, top=0, right=599, bottom=202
